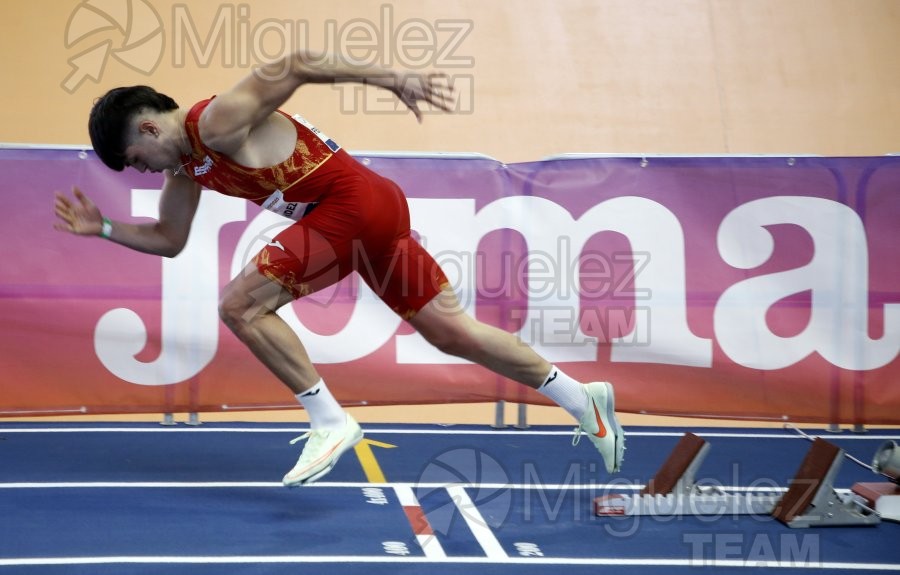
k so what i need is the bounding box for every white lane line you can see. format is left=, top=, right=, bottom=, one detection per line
left=0, top=555, right=897, bottom=570
left=0, top=482, right=854, bottom=494
left=445, top=485, right=507, bottom=559
left=393, top=485, right=447, bottom=559
left=0, top=427, right=895, bottom=440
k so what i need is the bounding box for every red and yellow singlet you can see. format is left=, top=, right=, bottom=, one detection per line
left=179, top=98, right=448, bottom=318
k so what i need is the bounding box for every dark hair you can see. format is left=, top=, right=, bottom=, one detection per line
left=88, top=86, right=179, bottom=171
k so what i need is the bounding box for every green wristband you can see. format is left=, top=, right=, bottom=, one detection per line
left=100, top=217, right=113, bottom=239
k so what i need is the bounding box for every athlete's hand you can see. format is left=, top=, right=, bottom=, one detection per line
left=391, top=72, right=455, bottom=123
left=54, top=186, right=103, bottom=236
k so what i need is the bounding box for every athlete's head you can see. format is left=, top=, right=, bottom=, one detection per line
left=89, top=86, right=180, bottom=173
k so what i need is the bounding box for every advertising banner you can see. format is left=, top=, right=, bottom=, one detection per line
left=1, top=148, right=897, bottom=423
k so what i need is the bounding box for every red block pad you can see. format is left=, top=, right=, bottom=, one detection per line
left=772, top=438, right=840, bottom=525
left=641, top=432, right=708, bottom=495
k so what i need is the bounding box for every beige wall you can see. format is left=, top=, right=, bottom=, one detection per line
left=5, top=0, right=898, bottom=426
left=2, top=0, right=898, bottom=162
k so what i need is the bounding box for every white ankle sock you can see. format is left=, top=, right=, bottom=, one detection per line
left=536, top=365, right=586, bottom=420
left=296, top=379, right=346, bottom=430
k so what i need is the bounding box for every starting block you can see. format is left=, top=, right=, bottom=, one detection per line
left=594, top=433, right=782, bottom=518
left=594, top=432, right=881, bottom=528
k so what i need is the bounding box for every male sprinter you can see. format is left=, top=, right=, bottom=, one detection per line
left=54, top=51, right=624, bottom=486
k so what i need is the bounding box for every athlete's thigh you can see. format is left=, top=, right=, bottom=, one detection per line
left=254, top=212, right=357, bottom=301
left=361, top=235, right=450, bottom=319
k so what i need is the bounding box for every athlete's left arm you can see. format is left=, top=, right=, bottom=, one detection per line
left=199, top=52, right=454, bottom=155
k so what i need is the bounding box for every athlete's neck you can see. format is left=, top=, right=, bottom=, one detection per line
left=172, top=108, right=191, bottom=156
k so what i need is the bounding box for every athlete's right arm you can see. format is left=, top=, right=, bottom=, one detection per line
left=54, top=171, right=201, bottom=258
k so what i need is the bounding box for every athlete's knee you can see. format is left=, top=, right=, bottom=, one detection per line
left=421, top=318, right=480, bottom=360
left=217, top=288, right=250, bottom=333
left=218, top=282, right=276, bottom=336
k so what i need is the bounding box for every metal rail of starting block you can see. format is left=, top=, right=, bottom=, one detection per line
left=595, top=432, right=881, bottom=528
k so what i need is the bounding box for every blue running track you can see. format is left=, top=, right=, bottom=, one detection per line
left=0, top=422, right=898, bottom=574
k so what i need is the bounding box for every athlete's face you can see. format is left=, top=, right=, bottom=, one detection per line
left=122, top=119, right=178, bottom=173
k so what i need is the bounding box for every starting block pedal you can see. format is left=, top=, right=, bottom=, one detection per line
left=851, top=482, right=900, bottom=522
left=594, top=432, right=881, bottom=528
left=773, top=437, right=879, bottom=528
